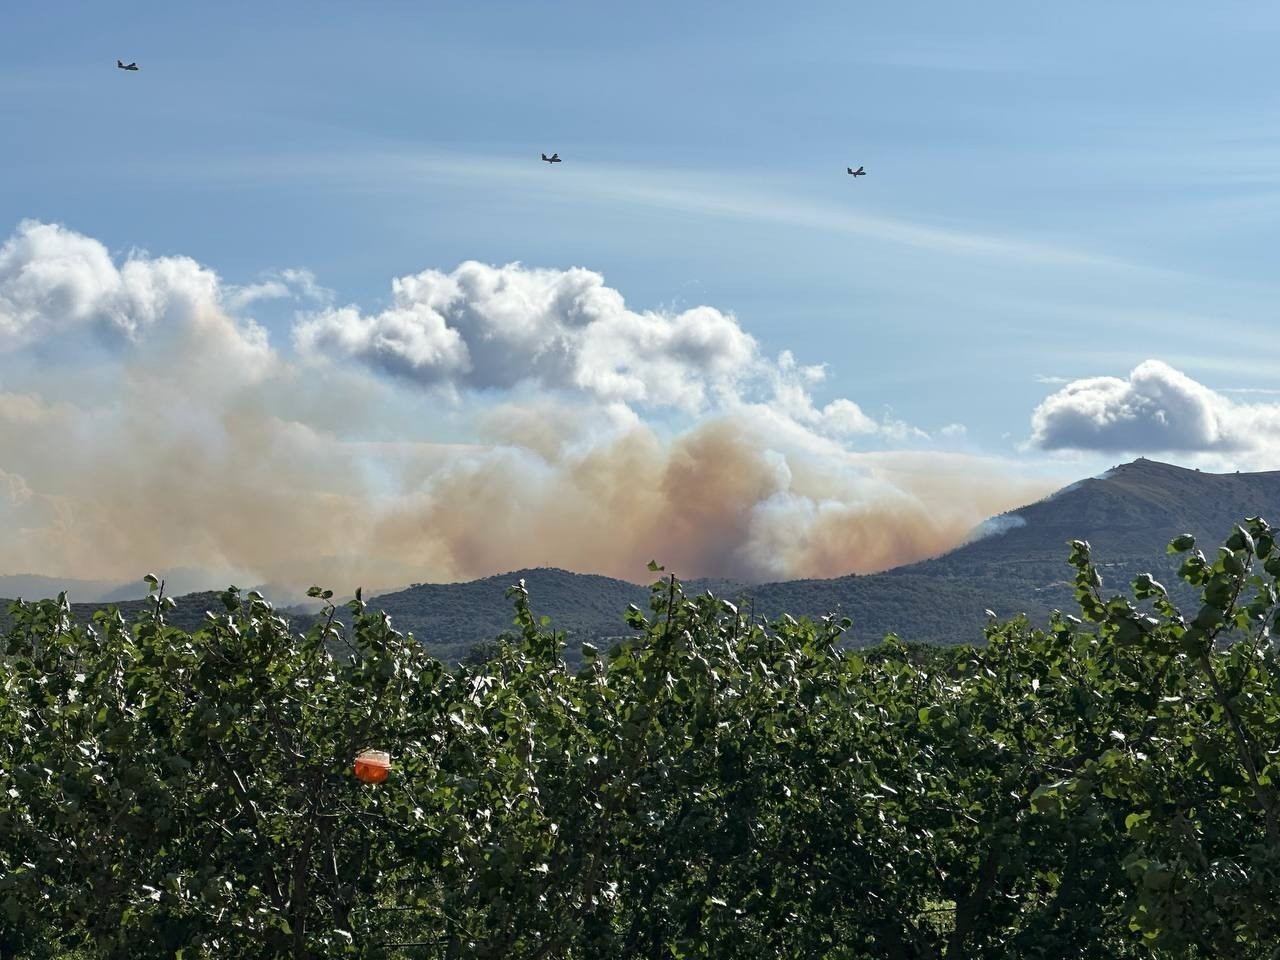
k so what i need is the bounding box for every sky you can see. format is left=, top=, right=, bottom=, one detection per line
left=3, top=2, right=1280, bottom=594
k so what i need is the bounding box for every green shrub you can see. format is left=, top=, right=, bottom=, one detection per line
left=3, top=524, right=1279, bottom=958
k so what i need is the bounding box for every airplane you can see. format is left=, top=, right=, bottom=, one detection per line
left=847, top=166, right=866, bottom=177
left=117, top=60, right=139, bottom=71
left=541, top=153, right=562, bottom=163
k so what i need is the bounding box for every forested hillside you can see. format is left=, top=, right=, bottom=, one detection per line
left=4, top=524, right=1280, bottom=958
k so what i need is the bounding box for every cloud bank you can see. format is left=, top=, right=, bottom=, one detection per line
left=0, top=219, right=1062, bottom=595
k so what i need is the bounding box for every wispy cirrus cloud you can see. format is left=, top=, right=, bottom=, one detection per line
left=376, top=150, right=1130, bottom=268
left=1216, top=386, right=1280, bottom=396
left=108, top=145, right=1138, bottom=270
left=225, top=268, right=332, bottom=312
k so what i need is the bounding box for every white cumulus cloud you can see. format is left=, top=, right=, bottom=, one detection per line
left=0, top=219, right=269, bottom=368
left=1029, top=359, right=1280, bottom=463
left=294, top=260, right=766, bottom=412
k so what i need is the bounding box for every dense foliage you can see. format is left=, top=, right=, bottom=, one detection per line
left=3, top=522, right=1280, bottom=958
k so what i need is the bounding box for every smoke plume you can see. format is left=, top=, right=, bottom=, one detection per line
left=0, top=219, right=1062, bottom=596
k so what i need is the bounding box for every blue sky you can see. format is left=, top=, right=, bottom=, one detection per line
left=3, top=2, right=1280, bottom=588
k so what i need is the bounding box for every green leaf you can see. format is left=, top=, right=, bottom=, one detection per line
left=1124, top=811, right=1150, bottom=831
left=1225, top=525, right=1255, bottom=553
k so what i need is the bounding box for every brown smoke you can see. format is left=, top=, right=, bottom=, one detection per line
left=367, top=415, right=1061, bottom=586
left=0, top=232, right=1066, bottom=596
left=0, top=357, right=1061, bottom=595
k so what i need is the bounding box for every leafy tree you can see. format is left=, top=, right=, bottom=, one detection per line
left=2, top=525, right=1280, bottom=957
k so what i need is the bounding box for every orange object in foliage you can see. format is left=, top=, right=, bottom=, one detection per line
left=354, top=749, right=391, bottom=784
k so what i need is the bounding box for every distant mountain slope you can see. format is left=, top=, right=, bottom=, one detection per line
left=749, top=457, right=1280, bottom=644
left=954, top=457, right=1280, bottom=566
left=355, top=570, right=744, bottom=662
left=0, top=592, right=232, bottom=638
left=0, top=575, right=136, bottom=604
left=5, top=459, right=1278, bottom=657
left=0, top=569, right=285, bottom=606
left=349, top=458, right=1280, bottom=651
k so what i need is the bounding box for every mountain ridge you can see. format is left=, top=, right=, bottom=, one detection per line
left=291, top=457, right=1280, bottom=652
left=6, top=458, right=1280, bottom=658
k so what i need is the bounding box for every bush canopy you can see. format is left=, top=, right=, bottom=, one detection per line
left=3, top=524, right=1280, bottom=958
